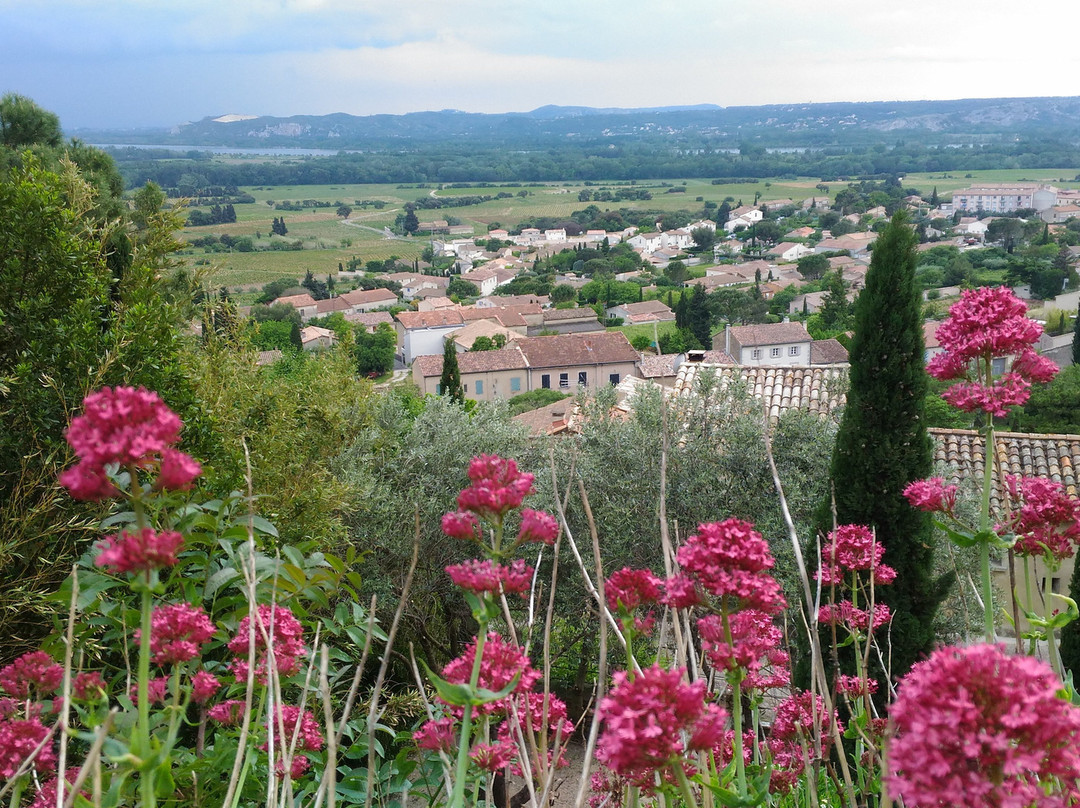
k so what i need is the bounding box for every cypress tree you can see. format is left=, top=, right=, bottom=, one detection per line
left=816, top=212, right=951, bottom=681
left=439, top=338, right=463, bottom=404
left=1073, top=304, right=1080, bottom=366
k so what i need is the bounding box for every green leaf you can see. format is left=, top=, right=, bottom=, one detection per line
left=419, top=659, right=475, bottom=707
left=250, top=515, right=279, bottom=538
left=204, top=567, right=241, bottom=599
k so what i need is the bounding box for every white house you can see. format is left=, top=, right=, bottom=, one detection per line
left=716, top=322, right=813, bottom=366
left=395, top=308, right=466, bottom=363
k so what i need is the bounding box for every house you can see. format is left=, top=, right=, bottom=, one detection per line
left=344, top=310, right=394, bottom=333
left=272, top=293, right=319, bottom=322
left=716, top=322, right=814, bottom=366
left=785, top=226, right=816, bottom=239
left=762, top=198, right=794, bottom=212
left=478, top=294, right=550, bottom=309
left=801, top=196, right=831, bottom=210
left=300, top=326, right=337, bottom=351
left=445, top=319, right=519, bottom=352
left=1042, top=204, right=1080, bottom=224
left=314, top=296, right=352, bottom=317
left=384, top=273, right=449, bottom=301
left=339, top=288, right=399, bottom=312
left=810, top=339, right=849, bottom=365
left=627, top=232, right=664, bottom=254
left=950, top=183, right=1058, bottom=213
left=673, top=362, right=848, bottom=422
left=530, top=306, right=604, bottom=336
left=606, top=300, right=676, bottom=325
left=814, top=232, right=878, bottom=257
left=411, top=331, right=641, bottom=401
left=417, top=296, right=457, bottom=312
left=767, top=242, right=813, bottom=263
left=395, top=308, right=466, bottom=363
left=461, top=267, right=501, bottom=297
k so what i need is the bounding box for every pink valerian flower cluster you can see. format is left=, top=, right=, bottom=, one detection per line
left=208, top=700, right=246, bottom=725
left=927, top=287, right=1058, bottom=417
left=596, top=665, right=726, bottom=792
left=137, top=602, right=216, bottom=666
left=818, top=601, right=892, bottom=634
left=95, top=528, right=185, bottom=575
left=457, top=455, right=535, bottom=519
left=497, top=691, right=575, bottom=777
left=836, top=674, right=879, bottom=699
left=72, top=672, right=107, bottom=702
left=0, top=716, right=56, bottom=779
left=60, top=386, right=201, bottom=501
left=191, top=671, right=221, bottom=704
left=0, top=652, right=63, bottom=701
left=469, top=741, right=516, bottom=772
left=673, top=519, right=786, bottom=614
left=265, top=706, right=323, bottom=753
left=887, top=644, right=1080, bottom=808
left=445, top=558, right=533, bottom=598
left=414, top=716, right=454, bottom=754
left=903, top=477, right=959, bottom=516
left=227, top=604, right=307, bottom=684
left=698, top=608, right=785, bottom=679
left=441, top=456, right=558, bottom=547
left=816, top=525, right=897, bottom=586
left=439, top=633, right=540, bottom=716
left=768, top=691, right=843, bottom=794
left=605, top=568, right=662, bottom=614
left=1001, top=476, right=1080, bottom=562
left=129, top=676, right=171, bottom=707
left=27, top=767, right=85, bottom=808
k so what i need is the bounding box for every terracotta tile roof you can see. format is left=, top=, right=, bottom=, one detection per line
left=924, top=321, right=942, bottom=349
left=256, top=350, right=283, bottom=366
left=315, top=297, right=351, bottom=315
left=810, top=339, right=849, bottom=365
left=460, top=306, right=530, bottom=328
left=448, top=320, right=518, bottom=350
left=639, top=354, right=681, bottom=378
left=340, top=288, right=398, bottom=306
left=729, top=322, right=812, bottom=347
left=395, top=309, right=465, bottom=329
left=930, top=428, right=1080, bottom=510
left=515, top=332, right=639, bottom=368
left=412, top=345, right=529, bottom=377
left=512, top=399, right=577, bottom=436
left=619, top=300, right=675, bottom=317
left=274, top=293, right=317, bottom=308
left=674, top=363, right=848, bottom=422
left=344, top=311, right=394, bottom=327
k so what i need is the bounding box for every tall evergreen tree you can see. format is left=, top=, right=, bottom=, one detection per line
left=815, top=212, right=951, bottom=680
left=1073, top=304, right=1080, bottom=366
left=439, top=338, right=463, bottom=404
left=687, top=284, right=713, bottom=349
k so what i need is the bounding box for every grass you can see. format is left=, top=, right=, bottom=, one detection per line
left=173, top=170, right=1080, bottom=289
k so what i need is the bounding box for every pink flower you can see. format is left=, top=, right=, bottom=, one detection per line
left=887, top=644, right=1080, bottom=808
left=28, top=767, right=84, bottom=808
left=768, top=691, right=842, bottom=792
left=94, top=528, right=184, bottom=575
left=675, top=519, right=786, bottom=614
left=470, top=740, right=516, bottom=772
left=414, top=717, right=455, bottom=753
left=745, top=648, right=791, bottom=691
left=207, top=700, right=246, bottom=725
left=904, top=478, right=959, bottom=514
left=445, top=559, right=533, bottom=598
left=227, top=604, right=306, bottom=684
left=441, top=511, right=480, bottom=541
left=191, top=671, right=220, bottom=704
left=441, top=633, right=539, bottom=716
left=276, top=754, right=310, bottom=779
left=836, top=674, right=878, bottom=698
left=155, top=448, right=202, bottom=491
left=60, top=386, right=200, bottom=499
left=661, top=574, right=702, bottom=609
left=928, top=288, right=1058, bottom=417
left=605, top=568, right=662, bottom=613
left=72, top=672, right=107, bottom=702
left=1002, top=476, right=1080, bottom=562
left=816, top=524, right=897, bottom=586
left=596, top=665, right=726, bottom=792
left=265, top=706, right=323, bottom=752
left=517, top=508, right=558, bottom=545
left=0, top=716, right=56, bottom=778
left=0, top=652, right=63, bottom=700
left=129, top=676, right=170, bottom=707
left=698, top=609, right=783, bottom=677
left=818, top=601, right=892, bottom=634
left=138, top=603, right=216, bottom=666
left=456, top=455, right=535, bottom=519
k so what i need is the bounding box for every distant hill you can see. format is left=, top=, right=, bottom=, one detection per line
left=74, top=96, right=1080, bottom=150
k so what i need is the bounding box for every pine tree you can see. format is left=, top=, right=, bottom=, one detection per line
left=439, top=338, right=463, bottom=404
left=687, top=284, right=713, bottom=349
left=815, top=212, right=950, bottom=681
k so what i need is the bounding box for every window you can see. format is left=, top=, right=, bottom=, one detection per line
left=510, top=377, right=521, bottom=393
left=435, top=384, right=442, bottom=395
left=541, top=374, right=550, bottom=389
left=770, top=347, right=781, bottom=358
left=789, top=346, right=800, bottom=356
left=752, top=349, right=761, bottom=359
left=475, top=380, right=483, bottom=395
left=609, top=373, right=620, bottom=386
left=559, top=373, right=569, bottom=389
left=992, top=357, right=1006, bottom=376
left=578, top=371, right=588, bottom=386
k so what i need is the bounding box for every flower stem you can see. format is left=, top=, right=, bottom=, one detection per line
left=674, top=764, right=699, bottom=808
left=137, top=585, right=157, bottom=808
left=979, top=422, right=996, bottom=643
left=1044, top=567, right=1063, bottom=679
left=449, top=615, right=490, bottom=808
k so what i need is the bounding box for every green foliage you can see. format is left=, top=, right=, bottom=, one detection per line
left=355, top=322, right=397, bottom=377
left=1009, top=365, right=1080, bottom=434
left=0, top=93, right=63, bottom=149
left=549, top=283, right=577, bottom=304
left=447, top=277, right=479, bottom=299
left=797, top=253, right=829, bottom=280
left=248, top=318, right=301, bottom=353
left=506, top=388, right=571, bottom=416
left=816, top=213, right=949, bottom=681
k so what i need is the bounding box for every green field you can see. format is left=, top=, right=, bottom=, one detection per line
left=174, top=170, right=1080, bottom=290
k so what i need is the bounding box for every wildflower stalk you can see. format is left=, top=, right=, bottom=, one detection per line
left=449, top=627, right=488, bottom=808
left=979, top=420, right=996, bottom=643
left=674, top=764, right=699, bottom=808
left=1043, top=567, right=1063, bottom=678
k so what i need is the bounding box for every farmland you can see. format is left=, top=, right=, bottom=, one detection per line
left=174, top=169, right=1080, bottom=290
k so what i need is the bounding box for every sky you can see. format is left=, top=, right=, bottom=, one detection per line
left=2, top=0, right=1079, bottom=131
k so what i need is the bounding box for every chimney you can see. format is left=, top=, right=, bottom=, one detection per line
left=725, top=324, right=731, bottom=357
